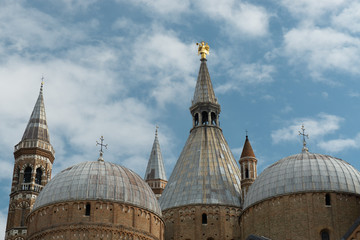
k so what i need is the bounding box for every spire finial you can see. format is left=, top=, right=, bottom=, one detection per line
left=40, top=75, right=44, bottom=93
left=246, top=129, right=248, bottom=139
left=196, top=41, right=210, bottom=60
left=155, top=125, right=159, bottom=137
left=96, top=136, right=108, bottom=161
left=298, top=124, right=309, bottom=153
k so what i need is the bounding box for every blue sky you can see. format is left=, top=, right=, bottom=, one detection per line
left=1, top=0, right=360, bottom=237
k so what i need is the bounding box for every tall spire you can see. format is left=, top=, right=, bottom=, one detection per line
left=159, top=42, right=242, bottom=239
left=21, top=82, right=50, bottom=143
left=144, top=126, right=167, bottom=199
left=6, top=80, right=55, bottom=240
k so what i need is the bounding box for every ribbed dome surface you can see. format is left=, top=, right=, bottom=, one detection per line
left=244, top=152, right=360, bottom=209
left=33, top=161, right=161, bottom=215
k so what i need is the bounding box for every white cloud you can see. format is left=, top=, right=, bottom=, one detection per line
left=318, top=134, right=360, bottom=153
left=283, top=27, right=360, bottom=79
left=216, top=63, right=275, bottom=93
left=332, top=2, right=360, bottom=33
left=0, top=2, right=86, bottom=52
left=280, top=0, right=346, bottom=21
left=197, top=0, right=269, bottom=37
left=271, top=113, right=343, bottom=144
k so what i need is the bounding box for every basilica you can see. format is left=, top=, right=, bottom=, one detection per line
left=5, top=42, right=360, bottom=240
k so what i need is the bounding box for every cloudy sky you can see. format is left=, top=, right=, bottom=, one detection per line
left=1, top=0, right=360, bottom=236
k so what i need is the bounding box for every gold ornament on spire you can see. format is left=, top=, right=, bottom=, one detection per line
left=196, top=41, right=210, bottom=59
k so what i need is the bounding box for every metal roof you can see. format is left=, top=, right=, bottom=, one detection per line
left=244, top=152, right=360, bottom=209
left=21, top=83, right=50, bottom=143
left=144, top=128, right=167, bottom=181
left=192, top=59, right=218, bottom=106
left=33, top=160, right=162, bottom=215
left=159, top=126, right=242, bottom=210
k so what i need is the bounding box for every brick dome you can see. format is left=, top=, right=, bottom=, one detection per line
left=243, top=152, right=360, bottom=209
left=33, top=161, right=161, bottom=215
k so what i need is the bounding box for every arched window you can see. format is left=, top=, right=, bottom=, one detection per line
left=23, top=167, right=32, bottom=183
left=85, top=203, right=91, bottom=216
left=194, top=113, right=199, bottom=126
left=202, top=213, right=207, bottom=224
left=325, top=193, right=331, bottom=206
left=321, top=229, right=330, bottom=240
left=211, top=112, right=217, bottom=125
left=245, top=168, right=249, bottom=178
left=35, top=168, right=42, bottom=185
left=202, top=111, right=208, bottom=125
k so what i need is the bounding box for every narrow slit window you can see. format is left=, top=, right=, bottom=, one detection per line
left=325, top=193, right=331, bottom=206
left=321, top=229, right=330, bottom=240
left=245, top=168, right=249, bottom=179
left=202, top=213, right=207, bottom=224
left=85, top=203, right=91, bottom=216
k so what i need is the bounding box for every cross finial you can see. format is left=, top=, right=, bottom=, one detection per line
left=196, top=41, right=210, bottom=60
left=298, top=124, right=309, bottom=153
left=96, top=136, right=108, bottom=161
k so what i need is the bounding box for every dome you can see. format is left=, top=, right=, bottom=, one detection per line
left=33, top=161, right=161, bottom=215
left=243, top=152, right=360, bottom=209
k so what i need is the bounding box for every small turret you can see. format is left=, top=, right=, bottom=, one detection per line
left=239, top=134, right=257, bottom=200
left=144, top=126, right=167, bottom=199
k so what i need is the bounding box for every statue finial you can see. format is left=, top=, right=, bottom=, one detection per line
left=196, top=41, right=210, bottom=59
left=298, top=124, right=309, bottom=153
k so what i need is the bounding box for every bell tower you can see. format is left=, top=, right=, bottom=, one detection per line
left=239, top=134, right=257, bottom=200
left=5, top=82, right=55, bottom=240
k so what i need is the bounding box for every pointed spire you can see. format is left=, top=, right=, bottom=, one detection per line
left=191, top=42, right=218, bottom=106
left=241, top=134, right=256, bottom=158
left=21, top=81, right=50, bottom=143
left=145, top=126, right=167, bottom=181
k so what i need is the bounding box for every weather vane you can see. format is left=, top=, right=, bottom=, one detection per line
left=196, top=41, right=210, bottom=59
left=298, top=124, right=309, bottom=153
left=96, top=136, right=108, bottom=161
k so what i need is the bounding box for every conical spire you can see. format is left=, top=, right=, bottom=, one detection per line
left=159, top=43, right=242, bottom=211
left=191, top=59, right=218, bottom=106
left=145, top=126, right=167, bottom=181
left=241, top=135, right=256, bottom=158
left=21, top=82, right=50, bottom=143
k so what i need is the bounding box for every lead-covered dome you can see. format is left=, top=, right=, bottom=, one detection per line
left=33, top=161, right=161, bottom=215
left=243, top=152, right=360, bottom=209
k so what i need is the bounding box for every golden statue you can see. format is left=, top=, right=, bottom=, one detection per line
left=196, top=41, right=209, bottom=59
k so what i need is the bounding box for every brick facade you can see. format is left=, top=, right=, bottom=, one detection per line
left=241, top=192, right=360, bottom=240
left=27, top=201, right=164, bottom=240
left=163, top=204, right=241, bottom=240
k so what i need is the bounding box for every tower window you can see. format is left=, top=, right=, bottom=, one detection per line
left=194, top=113, right=199, bottom=126
left=202, top=111, right=208, bottom=125
left=325, top=193, right=331, bottom=206
left=245, top=168, right=249, bottom=179
left=202, top=213, right=207, bottom=224
left=321, top=229, right=330, bottom=240
left=85, top=203, right=91, bottom=216
left=211, top=112, right=217, bottom=125
left=35, top=168, right=42, bottom=185
left=23, top=167, right=32, bottom=183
